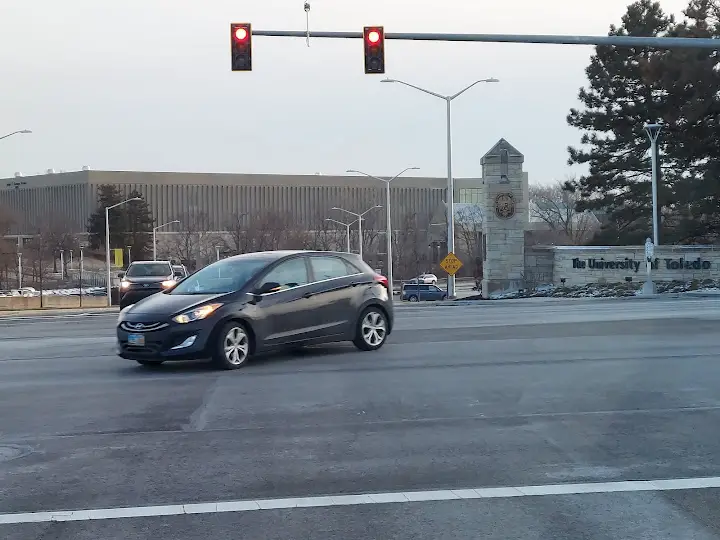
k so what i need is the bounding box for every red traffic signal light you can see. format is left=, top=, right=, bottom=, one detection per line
left=234, top=27, right=249, bottom=42
left=231, top=23, right=252, bottom=71
left=363, top=26, right=385, bottom=74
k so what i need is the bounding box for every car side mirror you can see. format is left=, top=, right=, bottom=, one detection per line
left=174, top=273, right=184, bottom=280
left=256, top=281, right=281, bottom=295
left=117, top=272, right=124, bottom=278
left=246, top=292, right=262, bottom=304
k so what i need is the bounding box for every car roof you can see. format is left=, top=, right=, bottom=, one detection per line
left=224, top=250, right=362, bottom=262
left=130, top=260, right=171, bottom=265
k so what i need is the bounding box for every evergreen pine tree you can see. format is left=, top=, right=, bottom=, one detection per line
left=124, top=190, right=154, bottom=261
left=86, top=185, right=125, bottom=252
left=566, top=0, right=676, bottom=244
left=655, top=0, right=720, bottom=242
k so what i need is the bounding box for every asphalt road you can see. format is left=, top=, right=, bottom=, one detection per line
left=2, top=297, right=720, bottom=539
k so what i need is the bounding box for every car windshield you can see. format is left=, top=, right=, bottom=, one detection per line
left=125, top=263, right=171, bottom=277
left=170, top=257, right=271, bottom=295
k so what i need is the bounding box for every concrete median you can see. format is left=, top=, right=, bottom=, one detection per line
left=0, top=296, right=111, bottom=312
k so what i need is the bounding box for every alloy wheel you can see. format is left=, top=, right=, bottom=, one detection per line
left=361, top=311, right=387, bottom=347
left=224, top=326, right=249, bottom=365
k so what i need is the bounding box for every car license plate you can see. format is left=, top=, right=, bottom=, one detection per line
left=128, top=333, right=145, bottom=347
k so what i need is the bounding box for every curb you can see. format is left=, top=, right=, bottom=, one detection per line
left=0, top=308, right=119, bottom=319
left=394, top=292, right=720, bottom=307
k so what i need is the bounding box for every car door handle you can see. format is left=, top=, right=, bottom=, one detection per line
left=303, top=292, right=314, bottom=299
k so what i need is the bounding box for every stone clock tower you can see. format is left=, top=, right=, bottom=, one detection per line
left=480, top=139, right=529, bottom=298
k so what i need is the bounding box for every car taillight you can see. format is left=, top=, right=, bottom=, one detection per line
left=374, top=274, right=389, bottom=289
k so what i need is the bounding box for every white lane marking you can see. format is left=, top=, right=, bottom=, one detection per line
left=2, top=476, right=720, bottom=524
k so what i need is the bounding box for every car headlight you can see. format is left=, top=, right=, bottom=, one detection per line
left=161, top=280, right=177, bottom=289
left=120, top=281, right=130, bottom=289
left=172, top=303, right=223, bottom=324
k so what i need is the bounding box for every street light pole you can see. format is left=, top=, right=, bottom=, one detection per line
left=346, top=167, right=419, bottom=297
left=325, top=218, right=357, bottom=253
left=105, top=197, right=142, bottom=307
left=332, top=205, right=382, bottom=261
left=153, top=220, right=180, bottom=260
left=0, top=129, right=32, bottom=141
left=644, top=123, right=662, bottom=246
left=382, top=77, right=498, bottom=297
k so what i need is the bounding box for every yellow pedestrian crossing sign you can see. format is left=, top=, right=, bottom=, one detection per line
left=439, top=252, right=463, bottom=275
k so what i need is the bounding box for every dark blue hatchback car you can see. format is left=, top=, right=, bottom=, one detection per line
left=117, top=250, right=394, bottom=369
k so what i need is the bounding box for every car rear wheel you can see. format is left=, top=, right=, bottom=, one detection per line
left=353, top=307, right=389, bottom=351
left=213, top=321, right=252, bottom=370
left=408, top=295, right=418, bottom=302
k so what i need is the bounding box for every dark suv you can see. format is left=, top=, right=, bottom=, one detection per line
left=119, top=261, right=179, bottom=309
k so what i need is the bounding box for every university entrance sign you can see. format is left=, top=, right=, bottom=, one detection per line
left=571, top=257, right=712, bottom=272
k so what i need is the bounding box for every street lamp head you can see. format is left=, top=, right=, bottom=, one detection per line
left=485, top=78, right=500, bottom=83
left=644, top=122, right=663, bottom=141
left=20, top=130, right=32, bottom=134
left=131, top=197, right=142, bottom=201
left=381, top=78, right=396, bottom=83
left=346, top=169, right=359, bottom=174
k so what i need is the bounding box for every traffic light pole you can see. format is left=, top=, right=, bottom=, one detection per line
left=251, top=30, right=720, bottom=49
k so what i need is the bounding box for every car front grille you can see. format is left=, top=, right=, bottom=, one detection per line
left=127, top=283, right=163, bottom=291
left=119, top=321, right=169, bottom=333
left=121, top=342, right=163, bottom=355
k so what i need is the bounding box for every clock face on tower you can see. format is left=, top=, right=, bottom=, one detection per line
left=494, top=193, right=516, bottom=219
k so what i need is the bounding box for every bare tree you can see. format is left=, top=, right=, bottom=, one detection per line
left=25, top=214, right=79, bottom=279
left=223, top=210, right=313, bottom=254
left=393, top=212, right=430, bottom=280
left=223, top=211, right=251, bottom=255
left=529, top=178, right=598, bottom=245
left=359, top=210, right=382, bottom=263
left=308, top=214, right=344, bottom=252
left=167, top=211, right=220, bottom=271
left=455, top=204, right=484, bottom=260
left=0, top=205, right=16, bottom=288
left=22, top=235, right=54, bottom=288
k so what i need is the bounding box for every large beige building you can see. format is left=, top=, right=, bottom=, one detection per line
left=0, top=169, right=488, bottom=235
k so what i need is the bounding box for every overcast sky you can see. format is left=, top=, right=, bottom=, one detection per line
left=0, top=0, right=690, bottom=184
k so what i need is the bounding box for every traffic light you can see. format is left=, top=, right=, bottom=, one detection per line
left=363, top=26, right=385, bottom=74
left=231, top=23, right=252, bottom=71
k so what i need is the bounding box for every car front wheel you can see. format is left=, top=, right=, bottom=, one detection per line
left=213, top=321, right=252, bottom=369
left=353, top=307, right=389, bottom=351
